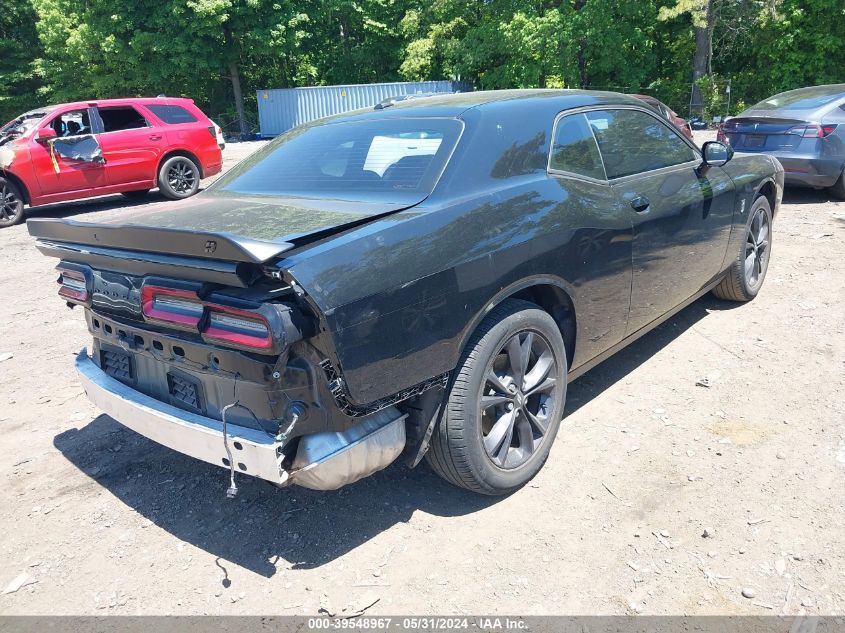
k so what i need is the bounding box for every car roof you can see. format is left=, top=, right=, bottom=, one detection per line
left=40, top=96, right=197, bottom=112
left=323, top=89, right=645, bottom=122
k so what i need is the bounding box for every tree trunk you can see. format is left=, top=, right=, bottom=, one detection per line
left=228, top=60, right=249, bottom=139
left=689, top=0, right=715, bottom=116
left=574, top=0, right=588, bottom=88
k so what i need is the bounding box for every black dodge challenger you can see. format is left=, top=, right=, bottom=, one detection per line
left=28, top=90, right=783, bottom=496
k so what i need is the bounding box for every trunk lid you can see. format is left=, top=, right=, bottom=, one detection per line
left=28, top=193, right=413, bottom=265
left=721, top=113, right=811, bottom=152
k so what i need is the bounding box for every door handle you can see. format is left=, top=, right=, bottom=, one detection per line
left=149, top=134, right=162, bottom=141
left=630, top=196, right=650, bottom=213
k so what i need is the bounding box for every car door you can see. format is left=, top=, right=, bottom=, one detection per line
left=585, top=107, right=735, bottom=334
left=92, top=105, right=163, bottom=186
left=30, top=106, right=106, bottom=196
left=547, top=111, right=633, bottom=362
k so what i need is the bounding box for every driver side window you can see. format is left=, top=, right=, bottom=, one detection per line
left=50, top=109, right=91, bottom=138
left=586, top=109, right=697, bottom=179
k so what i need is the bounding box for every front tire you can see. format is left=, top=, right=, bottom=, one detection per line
left=712, top=196, right=772, bottom=302
left=157, top=156, right=200, bottom=200
left=427, top=299, right=567, bottom=495
left=0, top=177, right=25, bottom=227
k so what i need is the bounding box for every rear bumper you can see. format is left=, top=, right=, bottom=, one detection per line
left=737, top=151, right=842, bottom=188
left=75, top=349, right=286, bottom=484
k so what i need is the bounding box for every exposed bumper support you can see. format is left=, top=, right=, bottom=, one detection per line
left=75, top=349, right=287, bottom=484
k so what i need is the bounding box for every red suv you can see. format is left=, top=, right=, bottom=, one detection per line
left=0, top=97, right=223, bottom=227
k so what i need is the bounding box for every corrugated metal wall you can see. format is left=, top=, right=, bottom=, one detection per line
left=256, top=80, right=469, bottom=137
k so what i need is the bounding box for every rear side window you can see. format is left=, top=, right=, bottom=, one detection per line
left=586, top=109, right=696, bottom=179
left=98, top=106, right=148, bottom=133
left=549, top=113, right=605, bottom=180
left=213, top=118, right=462, bottom=202
left=146, top=105, right=198, bottom=124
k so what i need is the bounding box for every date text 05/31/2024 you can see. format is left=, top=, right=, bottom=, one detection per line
left=306, top=617, right=529, bottom=630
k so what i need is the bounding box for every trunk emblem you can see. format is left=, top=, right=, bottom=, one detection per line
left=204, top=240, right=217, bottom=253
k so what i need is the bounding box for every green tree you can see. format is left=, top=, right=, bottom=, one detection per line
left=0, top=0, right=43, bottom=122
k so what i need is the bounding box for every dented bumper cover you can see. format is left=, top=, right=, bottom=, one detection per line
left=75, top=348, right=287, bottom=483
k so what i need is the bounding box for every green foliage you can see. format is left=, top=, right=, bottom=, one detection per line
left=0, top=0, right=43, bottom=122
left=0, top=0, right=843, bottom=126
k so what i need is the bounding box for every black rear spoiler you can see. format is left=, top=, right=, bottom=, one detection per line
left=27, top=218, right=294, bottom=264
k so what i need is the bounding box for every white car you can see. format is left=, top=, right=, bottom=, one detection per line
left=210, top=120, right=225, bottom=150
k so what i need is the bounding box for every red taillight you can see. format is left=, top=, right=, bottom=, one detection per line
left=140, top=283, right=274, bottom=351
left=57, top=267, right=89, bottom=304
left=207, top=126, right=216, bottom=139
left=141, top=286, right=203, bottom=329
left=786, top=124, right=838, bottom=138
left=204, top=304, right=272, bottom=350
left=716, top=124, right=727, bottom=143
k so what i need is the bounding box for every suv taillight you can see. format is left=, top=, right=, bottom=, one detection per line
left=785, top=124, right=838, bottom=138
left=207, top=126, right=216, bottom=139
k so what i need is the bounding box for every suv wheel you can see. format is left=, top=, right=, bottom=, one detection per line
left=158, top=156, right=200, bottom=200
left=426, top=299, right=567, bottom=495
left=0, top=178, right=25, bottom=227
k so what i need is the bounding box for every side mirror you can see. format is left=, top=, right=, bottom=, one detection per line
left=702, top=141, right=733, bottom=167
left=36, top=127, right=57, bottom=142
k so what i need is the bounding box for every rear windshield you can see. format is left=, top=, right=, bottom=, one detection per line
left=751, top=86, right=845, bottom=110
left=212, top=118, right=462, bottom=202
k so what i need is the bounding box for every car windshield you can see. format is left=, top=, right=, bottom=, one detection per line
left=0, top=109, right=50, bottom=144
left=212, top=118, right=462, bottom=203
left=750, top=86, right=845, bottom=110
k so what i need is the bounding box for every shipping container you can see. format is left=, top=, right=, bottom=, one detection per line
left=256, top=80, right=469, bottom=137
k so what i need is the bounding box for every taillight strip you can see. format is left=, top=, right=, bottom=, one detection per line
left=204, top=304, right=273, bottom=349
left=57, top=267, right=90, bottom=303
left=141, top=286, right=203, bottom=329
left=140, top=283, right=275, bottom=351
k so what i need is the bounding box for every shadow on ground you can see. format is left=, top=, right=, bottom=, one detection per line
left=781, top=187, right=839, bottom=206
left=53, top=294, right=741, bottom=580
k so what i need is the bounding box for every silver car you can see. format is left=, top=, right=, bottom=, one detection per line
left=718, top=84, right=845, bottom=198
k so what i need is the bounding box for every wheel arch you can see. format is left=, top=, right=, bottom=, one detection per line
left=459, top=276, right=577, bottom=370
left=157, top=149, right=204, bottom=179
left=754, top=178, right=778, bottom=217
left=0, top=170, right=31, bottom=205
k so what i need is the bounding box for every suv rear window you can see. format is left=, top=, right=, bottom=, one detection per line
left=213, top=118, right=462, bottom=202
left=146, top=104, right=198, bottom=124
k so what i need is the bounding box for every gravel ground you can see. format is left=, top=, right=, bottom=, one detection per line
left=0, top=133, right=843, bottom=616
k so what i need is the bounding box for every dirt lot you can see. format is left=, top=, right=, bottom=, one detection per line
left=1, top=133, right=843, bottom=616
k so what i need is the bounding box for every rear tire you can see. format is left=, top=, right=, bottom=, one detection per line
left=712, top=196, right=772, bottom=302
left=0, top=177, right=25, bottom=228
left=426, top=299, right=567, bottom=495
left=157, top=156, right=200, bottom=200
left=121, top=189, right=149, bottom=200
left=829, top=168, right=845, bottom=200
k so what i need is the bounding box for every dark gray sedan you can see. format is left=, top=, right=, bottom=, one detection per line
left=719, top=84, right=845, bottom=197
left=29, top=90, right=784, bottom=495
